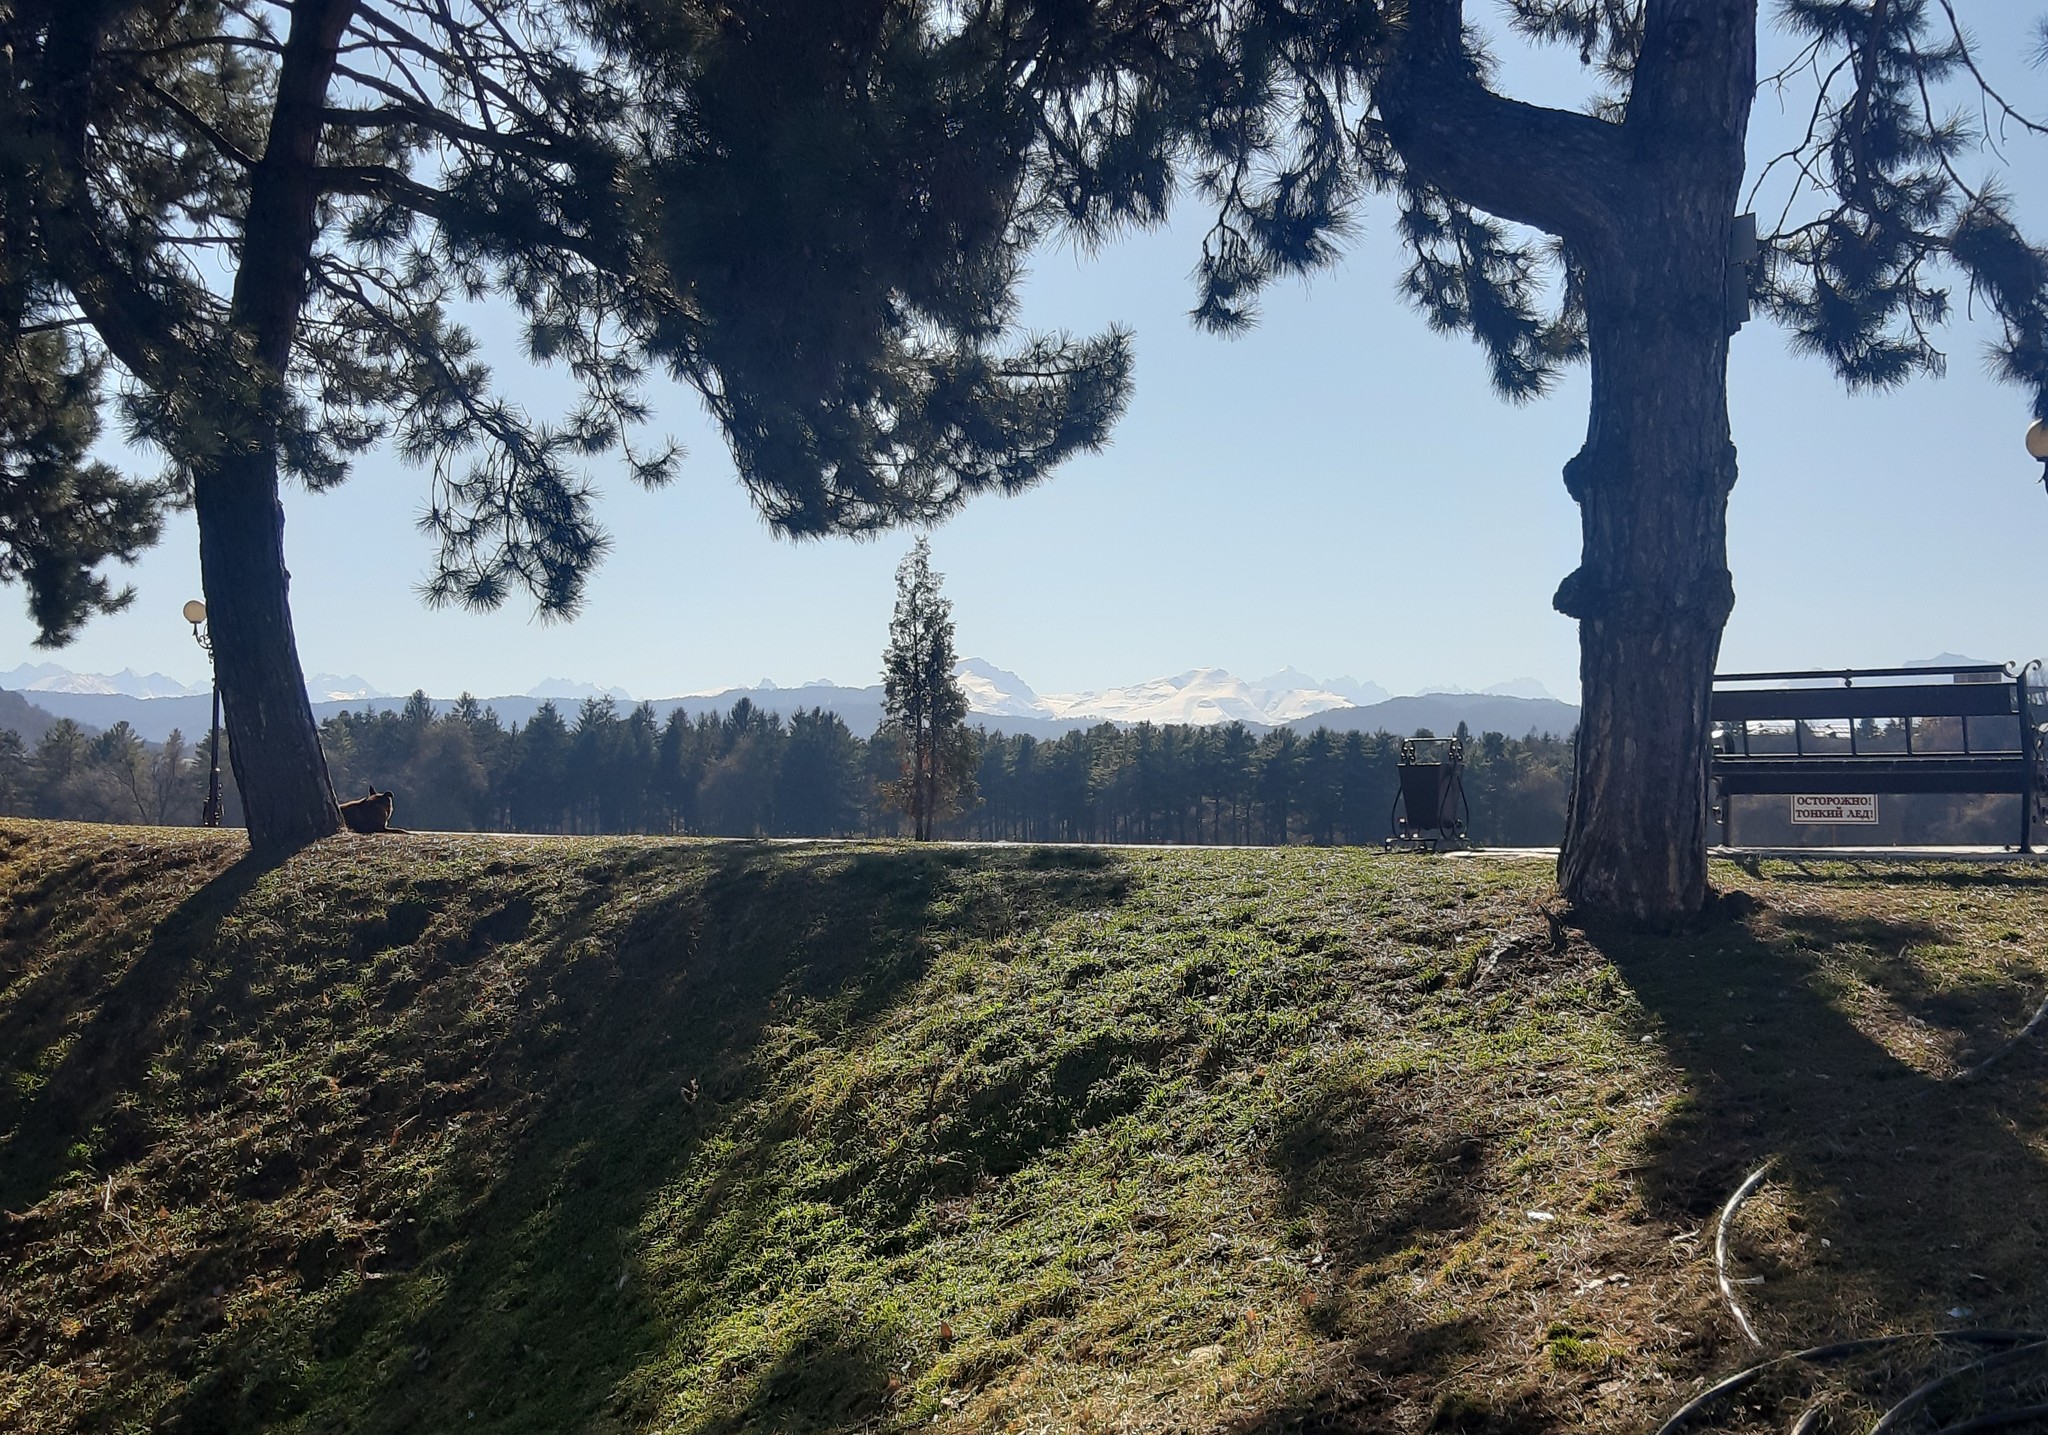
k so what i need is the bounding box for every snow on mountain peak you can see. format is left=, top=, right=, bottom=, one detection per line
left=944, top=661, right=1412, bottom=727
left=1482, top=677, right=1554, bottom=700
left=1254, top=667, right=1320, bottom=692
left=952, top=659, right=1045, bottom=719
left=1021, top=668, right=1291, bottom=726
left=527, top=677, right=634, bottom=702
left=1, top=663, right=204, bottom=698
left=306, top=674, right=385, bottom=702
left=1317, top=676, right=1393, bottom=709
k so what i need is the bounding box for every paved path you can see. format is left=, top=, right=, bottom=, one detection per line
left=1447, top=845, right=2048, bottom=864
left=424, top=834, right=2048, bottom=863
left=1709, top=845, right=2048, bottom=863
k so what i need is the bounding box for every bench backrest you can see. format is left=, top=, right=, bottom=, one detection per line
left=1708, top=663, right=2048, bottom=850
left=1711, top=665, right=2020, bottom=724
left=1711, top=680, right=2017, bottom=724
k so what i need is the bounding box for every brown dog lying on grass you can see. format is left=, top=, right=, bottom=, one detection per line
left=338, top=787, right=409, bottom=834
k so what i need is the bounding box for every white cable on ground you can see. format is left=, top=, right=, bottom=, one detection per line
left=1716, top=1161, right=1774, bottom=1348
left=1869, top=1340, right=2048, bottom=1435
left=1960, top=990, right=2048, bottom=1083
left=1650, top=1332, right=2048, bottom=1435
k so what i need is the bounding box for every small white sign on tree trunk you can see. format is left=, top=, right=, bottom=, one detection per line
left=1791, top=795, right=1878, bottom=824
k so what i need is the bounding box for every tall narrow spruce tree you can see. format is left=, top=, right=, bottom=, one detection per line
left=881, top=537, right=972, bottom=841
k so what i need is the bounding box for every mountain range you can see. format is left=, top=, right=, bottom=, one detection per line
left=1, top=660, right=1574, bottom=744
left=1, top=662, right=381, bottom=703
left=13, top=653, right=2036, bottom=756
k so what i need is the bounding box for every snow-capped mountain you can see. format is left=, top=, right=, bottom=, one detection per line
left=953, top=659, right=1048, bottom=719
left=1906, top=653, right=1998, bottom=670
left=1050, top=668, right=1276, bottom=725
left=955, top=664, right=1392, bottom=727
left=527, top=677, right=636, bottom=702
left=306, top=674, right=385, bottom=702
left=1248, top=669, right=1392, bottom=722
left=1, top=663, right=204, bottom=698
left=1418, top=677, right=1557, bottom=700
left=0, top=662, right=382, bottom=702
left=1277, top=671, right=1393, bottom=711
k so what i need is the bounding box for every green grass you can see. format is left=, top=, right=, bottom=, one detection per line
left=2, top=821, right=2047, bottom=1434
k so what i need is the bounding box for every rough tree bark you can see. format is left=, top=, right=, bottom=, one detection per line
left=1552, top=1, right=1754, bottom=918
left=193, top=0, right=359, bottom=853
left=1381, top=0, right=1756, bottom=917
left=32, top=0, right=355, bottom=853
left=1553, top=229, right=1740, bottom=916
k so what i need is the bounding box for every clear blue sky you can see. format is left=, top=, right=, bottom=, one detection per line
left=6, top=14, right=2044, bottom=702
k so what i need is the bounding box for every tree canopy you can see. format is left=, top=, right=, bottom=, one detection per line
left=0, top=0, right=1140, bottom=618
left=0, top=335, right=164, bottom=645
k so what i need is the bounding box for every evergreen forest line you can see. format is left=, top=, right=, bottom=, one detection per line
left=0, top=693, right=1575, bottom=846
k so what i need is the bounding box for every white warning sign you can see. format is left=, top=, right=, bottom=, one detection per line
left=1791, top=794, right=1878, bottom=824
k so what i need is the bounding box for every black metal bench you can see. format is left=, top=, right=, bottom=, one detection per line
left=1386, top=736, right=1470, bottom=852
left=1709, top=662, right=2048, bottom=850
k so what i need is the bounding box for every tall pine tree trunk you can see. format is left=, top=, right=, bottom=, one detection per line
left=195, top=450, right=338, bottom=851
left=1554, top=228, right=1738, bottom=917
left=1375, top=0, right=1755, bottom=917
left=916, top=724, right=934, bottom=840
left=1551, top=0, right=1754, bottom=918
left=202, top=0, right=357, bottom=853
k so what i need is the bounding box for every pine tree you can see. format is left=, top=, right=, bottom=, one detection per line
left=881, top=537, right=972, bottom=841
left=2, top=0, right=655, bottom=850
left=0, top=336, right=164, bottom=646
left=1, top=0, right=1130, bottom=853
left=778, top=708, right=863, bottom=837
left=962, top=0, right=2048, bottom=913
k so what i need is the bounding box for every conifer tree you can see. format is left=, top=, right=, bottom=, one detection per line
left=0, top=336, right=165, bottom=646
left=875, top=0, right=2048, bottom=914
left=0, top=0, right=1127, bottom=853
left=881, top=537, right=973, bottom=840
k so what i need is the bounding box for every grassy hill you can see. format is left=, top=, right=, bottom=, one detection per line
left=2, top=821, right=2046, bottom=1434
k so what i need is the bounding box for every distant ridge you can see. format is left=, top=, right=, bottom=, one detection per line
left=3, top=679, right=1580, bottom=746
left=0, top=689, right=66, bottom=744
left=0, top=662, right=202, bottom=699
left=4, top=660, right=1581, bottom=743
left=1288, top=693, right=1579, bottom=740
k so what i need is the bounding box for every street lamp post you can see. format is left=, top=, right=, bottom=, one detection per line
left=184, top=599, right=223, bottom=827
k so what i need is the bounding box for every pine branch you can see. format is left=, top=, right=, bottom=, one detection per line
left=1932, top=0, right=2048, bottom=140
left=136, top=75, right=260, bottom=169
left=1374, top=0, right=1633, bottom=254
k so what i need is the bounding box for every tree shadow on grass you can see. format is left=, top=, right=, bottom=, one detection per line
left=1230, top=1055, right=1506, bottom=1434
left=144, top=842, right=1128, bottom=1435
left=1231, top=889, right=2048, bottom=1435
left=0, top=845, right=275, bottom=1212
left=1729, top=859, right=2048, bottom=892
left=684, top=1321, right=900, bottom=1435
left=1762, top=905, right=2038, bottom=1066
left=1583, top=899, right=2048, bottom=1424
